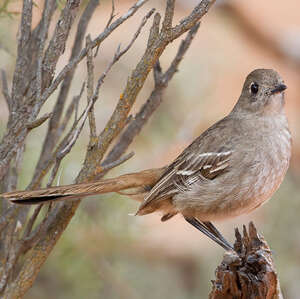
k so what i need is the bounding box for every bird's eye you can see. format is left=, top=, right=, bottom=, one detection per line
left=250, top=82, right=259, bottom=94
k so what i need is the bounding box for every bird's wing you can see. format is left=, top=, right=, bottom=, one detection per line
left=137, top=148, right=232, bottom=213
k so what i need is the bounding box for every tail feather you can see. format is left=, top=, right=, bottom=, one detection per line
left=1, top=168, right=165, bottom=205
left=10, top=195, right=73, bottom=204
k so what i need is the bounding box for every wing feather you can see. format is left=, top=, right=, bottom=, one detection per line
left=137, top=150, right=232, bottom=214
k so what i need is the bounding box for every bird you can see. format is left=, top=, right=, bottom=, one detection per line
left=1, top=69, right=291, bottom=251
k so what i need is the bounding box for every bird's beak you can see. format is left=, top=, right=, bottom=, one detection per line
left=270, top=84, right=287, bottom=94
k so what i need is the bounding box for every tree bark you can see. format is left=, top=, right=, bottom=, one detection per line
left=209, top=222, right=283, bottom=299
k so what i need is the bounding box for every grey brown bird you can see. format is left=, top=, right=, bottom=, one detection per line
left=2, top=69, right=291, bottom=251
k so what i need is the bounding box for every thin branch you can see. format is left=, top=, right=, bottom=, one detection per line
left=36, top=0, right=56, bottom=100
left=34, top=0, right=99, bottom=180
left=9, top=144, right=25, bottom=195
left=11, top=0, right=33, bottom=107
left=1, top=69, right=11, bottom=111
left=20, top=206, right=52, bottom=255
left=171, top=0, right=215, bottom=40
left=46, top=159, right=64, bottom=189
left=41, top=0, right=81, bottom=89
left=23, top=205, right=42, bottom=238
left=99, top=151, right=134, bottom=173
left=27, top=8, right=154, bottom=192
left=161, top=0, right=175, bottom=32
left=61, top=98, right=97, bottom=158
left=26, top=113, right=52, bottom=130
left=78, top=11, right=161, bottom=180
left=26, top=84, right=84, bottom=192
left=0, top=0, right=79, bottom=183
left=164, top=22, right=200, bottom=79
left=40, top=0, right=149, bottom=106
left=102, top=23, right=201, bottom=167
left=86, top=35, right=97, bottom=140
left=105, top=0, right=116, bottom=29
left=58, top=82, right=85, bottom=135
left=94, top=8, right=155, bottom=103
left=94, top=0, right=116, bottom=57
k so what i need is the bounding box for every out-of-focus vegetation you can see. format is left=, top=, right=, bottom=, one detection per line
left=0, top=0, right=20, bottom=18
left=1, top=0, right=300, bottom=298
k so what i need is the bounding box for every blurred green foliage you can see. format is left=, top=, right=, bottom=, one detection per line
left=0, top=0, right=19, bottom=18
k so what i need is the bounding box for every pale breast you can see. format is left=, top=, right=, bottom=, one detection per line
left=247, top=125, right=291, bottom=210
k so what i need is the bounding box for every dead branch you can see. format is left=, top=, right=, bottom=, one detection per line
left=102, top=22, right=201, bottom=168
left=209, top=222, right=283, bottom=299
left=1, top=69, right=11, bottom=111
left=33, top=0, right=100, bottom=181
left=26, top=113, right=52, bottom=130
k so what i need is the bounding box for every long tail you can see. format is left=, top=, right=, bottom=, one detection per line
left=1, top=168, right=164, bottom=205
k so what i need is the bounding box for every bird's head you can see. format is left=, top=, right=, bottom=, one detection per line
left=233, top=69, right=287, bottom=116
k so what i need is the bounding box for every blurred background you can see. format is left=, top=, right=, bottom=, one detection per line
left=1, top=0, right=300, bottom=298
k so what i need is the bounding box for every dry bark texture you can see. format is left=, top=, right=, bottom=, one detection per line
left=209, top=222, right=283, bottom=299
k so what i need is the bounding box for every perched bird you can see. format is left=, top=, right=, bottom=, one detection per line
left=2, top=69, right=291, bottom=251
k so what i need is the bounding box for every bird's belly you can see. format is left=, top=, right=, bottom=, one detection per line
left=174, top=161, right=289, bottom=222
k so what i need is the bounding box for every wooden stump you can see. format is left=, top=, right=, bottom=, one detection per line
left=209, top=222, right=283, bottom=299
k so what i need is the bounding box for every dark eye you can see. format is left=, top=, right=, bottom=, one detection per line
left=250, top=82, right=259, bottom=94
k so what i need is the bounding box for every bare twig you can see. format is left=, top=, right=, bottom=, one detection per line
left=24, top=5, right=155, bottom=198
left=171, top=0, right=215, bottom=40
left=11, top=0, right=33, bottom=107
left=82, top=1, right=214, bottom=180
left=105, top=0, right=116, bottom=29
left=40, top=0, right=150, bottom=106
left=60, top=100, right=96, bottom=158
left=36, top=0, right=56, bottom=100
left=94, top=0, right=116, bottom=57
left=100, top=151, right=135, bottom=173
left=34, top=0, right=100, bottom=180
left=20, top=207, right=53, bottom=255
left=41, top=0, right=81, bottom=90
left=23, top=205, right=42, bottom=238
left=93, top=8, right=155, bottom=104
left=86, top=35, right=97, bottom=140
left=161, top=0, right=175, bottom=32
left=58, top=82, right=85, bottom=135
left=26, top=85, right=87, bottom=191
left=103, top=22, right=201, bottom=167
left=46, top=160, right=63, bottom=190
left=26, top=113, right=52, bottom=130
left=0, top=0, right=80, bottom=183
left=9, top=145, right=25, bottom=194
left=1, top=69, right=11, bottom=111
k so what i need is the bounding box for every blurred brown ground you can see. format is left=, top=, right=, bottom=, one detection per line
left=1, top=0, right=300, bottom=298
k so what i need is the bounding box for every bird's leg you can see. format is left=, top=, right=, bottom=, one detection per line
left=184, top=217, right=233, bottom=251
left=203, top=221, right=233, bottom=250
